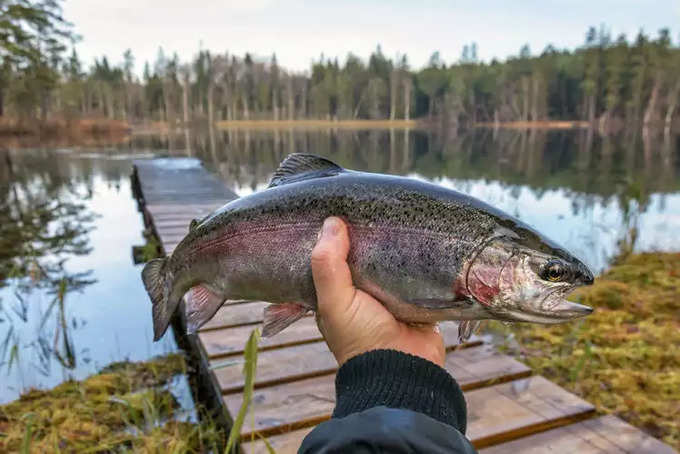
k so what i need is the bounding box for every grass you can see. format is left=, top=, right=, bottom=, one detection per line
left=0, top=353, right=225, bottom=453
left=225, top=328, right=262, bottom=453
left=490, top=252, right=680, bottom=449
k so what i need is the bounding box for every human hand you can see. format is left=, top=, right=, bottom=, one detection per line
left=311, top=217, right=445, bottom=367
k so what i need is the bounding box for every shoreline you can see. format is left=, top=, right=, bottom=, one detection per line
left=214, top=119, right=423, bottom=130
left=0, top=118, right=672, bottom=142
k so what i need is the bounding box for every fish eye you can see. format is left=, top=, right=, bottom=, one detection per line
left=543, top=260, right=565, bottom=282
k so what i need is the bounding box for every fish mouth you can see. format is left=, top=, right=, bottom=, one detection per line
left=512, top=297, right=593, bottom=324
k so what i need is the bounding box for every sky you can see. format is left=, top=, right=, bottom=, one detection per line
left=62, top=0, right=680, bottom=74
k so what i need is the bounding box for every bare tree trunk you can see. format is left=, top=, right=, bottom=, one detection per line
left=301, top=83, right=307, bottom=118
left=643, top=79, right=661, bottom=127
left=207, top=80, right=215, bottom=125
left=403, top=78, right=411, bottom=121
left=242, top=93, right=250, bottom=120
left=521, top=77, right=529, bottom=122
left=531, top=75, right=539, bottom=121
left=390, top=71, right=398, bottom=121
left=40, top=90, right=49, bottom=122
left=162, top=81, right=174, bottom=126
left=468, top=91, right=476, bottom=125
left=106, top=89, right=114, bottom=119
left=287, top=77, right=294, bottom=120
left=272, top=86, right=279, bottom=120
left=664, top=81, right=680, bottom=137
left=182, top=73, right=190, bottom=127
left=587, top=94, right=596, bottom=124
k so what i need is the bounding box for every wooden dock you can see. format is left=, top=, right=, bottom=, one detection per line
left=132, top=158, right=676, bottom=454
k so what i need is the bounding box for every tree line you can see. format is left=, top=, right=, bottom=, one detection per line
left=1, top=1, right=679, bottom=133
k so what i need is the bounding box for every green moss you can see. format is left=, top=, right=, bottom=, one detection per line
left=0, top=353, right=224, bottom=453
left=492, top=252, right=680, bottom=449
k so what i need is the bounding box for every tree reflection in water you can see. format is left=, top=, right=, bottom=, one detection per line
left=0, top=149, right=95, bottom=380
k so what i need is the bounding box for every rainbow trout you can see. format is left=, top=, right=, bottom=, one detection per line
left=143, top=154, right=594, bottom=342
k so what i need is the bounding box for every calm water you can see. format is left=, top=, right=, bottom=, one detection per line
left=0, top=149, right=179, bottom=403
left=184, top=126, right=680, bottom=272
left=1, top=126, right=678, bottom=403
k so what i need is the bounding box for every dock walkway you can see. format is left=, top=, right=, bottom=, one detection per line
left=132, top=158, right=675, bottom=454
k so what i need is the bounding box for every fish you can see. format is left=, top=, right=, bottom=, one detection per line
left=142, top=153, right=594, bottom=343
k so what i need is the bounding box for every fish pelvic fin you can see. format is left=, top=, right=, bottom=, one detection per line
left=262, top=303, right=308, bottom=337
left=185, top=284, right=225, bottom=333
left=457, top=320, right=482, bottom=343
left=141, top=257, right=176, bottom=341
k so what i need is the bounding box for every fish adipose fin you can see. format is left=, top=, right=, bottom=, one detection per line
left=458, top=320, right=482, bottom=343
left=184, top=284, right=226, bottom=333
left=268, top=153, right=344, bottom=188
left=262, top=303, right=308, bottom=337
left=142, top=257, right=179, bottom=341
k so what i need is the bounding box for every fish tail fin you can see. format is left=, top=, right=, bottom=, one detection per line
left=142, top=258, right=177, bottom=341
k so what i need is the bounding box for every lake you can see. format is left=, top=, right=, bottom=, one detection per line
left=1, top=125, right=678, bottom=404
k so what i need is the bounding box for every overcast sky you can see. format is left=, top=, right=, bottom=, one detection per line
left=63, top=0, right=679, bottom=74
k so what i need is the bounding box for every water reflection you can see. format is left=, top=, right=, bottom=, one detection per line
left=161, top=126, right=680, bottom=272
left=1, top=125, right=678, bottom=402
left=0, top=149, right=177, bottom=403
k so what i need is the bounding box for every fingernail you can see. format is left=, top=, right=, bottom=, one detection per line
left=321, top=218, right=339, bottom=238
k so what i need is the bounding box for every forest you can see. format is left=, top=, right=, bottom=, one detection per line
left=1, top=0, right=679, bottom=134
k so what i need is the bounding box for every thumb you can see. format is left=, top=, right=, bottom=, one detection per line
left=311, top=217, right=355, bottom=318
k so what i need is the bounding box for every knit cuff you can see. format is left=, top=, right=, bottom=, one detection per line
left=332, top=349, right=467, bottom=433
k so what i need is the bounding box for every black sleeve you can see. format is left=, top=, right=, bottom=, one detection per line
left=299, top=349, right=477, bottom=454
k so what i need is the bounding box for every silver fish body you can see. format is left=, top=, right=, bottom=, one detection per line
left=142, top=154, right=594, bottom=341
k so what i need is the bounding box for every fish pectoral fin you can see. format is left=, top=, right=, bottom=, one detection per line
left=409, top=298, right=472, bottom=309
left=457, top=320, right=482, bottom=343
left=268, top=154, right=344, bottom=188
left=262, top=303, right=309, bottom=337
left=184, top=284, right=226, bottom=334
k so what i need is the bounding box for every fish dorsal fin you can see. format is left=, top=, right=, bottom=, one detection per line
left=268, top=153, right=344, bottom=188
left=189, top=219, right=199, bottom=231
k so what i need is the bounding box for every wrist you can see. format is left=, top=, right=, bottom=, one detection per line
left=332, top=349, right=467, bottom=432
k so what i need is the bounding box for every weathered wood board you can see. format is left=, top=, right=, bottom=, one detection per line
left=210, top=327, right=488, bottom=395
left=479, top=415, right=678, bottom=454
left=225, top=344, right=531, bottom=438
left=240, top=376, right=596, bottom=453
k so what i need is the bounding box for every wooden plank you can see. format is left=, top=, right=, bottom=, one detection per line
left=200, top=301, right=270, bottom=331
left=201, top=319, right=466, bottom=359
left=480, top=415, right=677, bottom=454
left=212, top=323, right=484, bottom=394
left=225, top=344, right=531, bottom=438
left=467, top=376, right=596, bottom=448
left=242, top=376, right=595, bottom=453
left=200, top=316, right=318, bottom=358
left=213, top=341, right=336, bottom=394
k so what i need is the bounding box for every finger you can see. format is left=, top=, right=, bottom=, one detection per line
left=311, top=217, right=355, bottom=317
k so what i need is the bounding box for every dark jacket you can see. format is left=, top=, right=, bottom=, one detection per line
left=299, top=349, right=477, bottom=453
